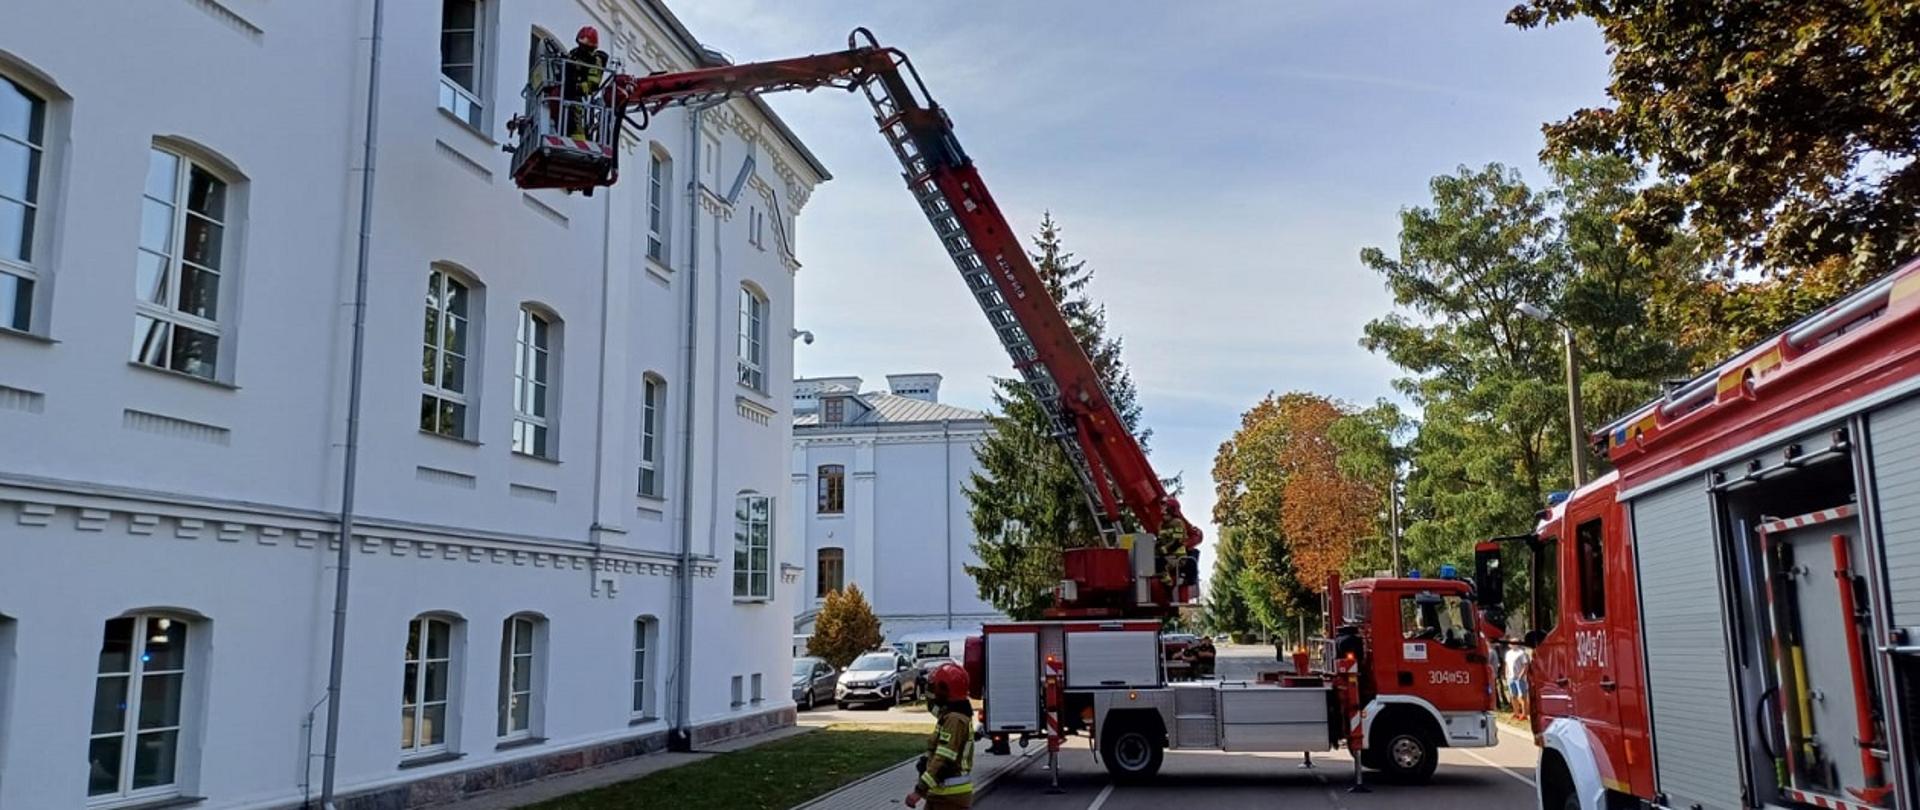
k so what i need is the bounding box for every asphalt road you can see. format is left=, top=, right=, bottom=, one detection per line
left=978, top=644, right=1540, bottom=810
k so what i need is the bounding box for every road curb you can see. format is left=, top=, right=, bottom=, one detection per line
left=974, top=744, right=1043, bottom=800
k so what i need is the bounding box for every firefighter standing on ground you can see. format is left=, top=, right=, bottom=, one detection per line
left=563, top=26, right=609, bottom=139
left=905, top=663, right=975, bottom=808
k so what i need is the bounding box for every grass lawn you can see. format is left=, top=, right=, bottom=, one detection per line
left=526, top=723, right=931, bottom=810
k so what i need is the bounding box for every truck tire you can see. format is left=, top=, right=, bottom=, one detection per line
left=1100, top=723, right=1165, bottom=781
left=1371, top=725, right=1438, bottom=784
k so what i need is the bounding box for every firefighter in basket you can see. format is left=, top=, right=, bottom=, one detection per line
left=563, top=26, right=610, bottom=139
left=905, top=663, right=975, bottom=808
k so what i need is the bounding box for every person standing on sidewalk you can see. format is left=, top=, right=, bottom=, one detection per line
left=905, top=663, right=975, bottom=808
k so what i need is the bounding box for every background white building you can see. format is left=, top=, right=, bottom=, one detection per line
left=0, top=1, right=825, bottom=808
left=791, top=374, right=1005, bottom=641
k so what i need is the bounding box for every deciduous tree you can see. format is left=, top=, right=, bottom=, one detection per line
left=1510, top=0, right=1920, bottom=278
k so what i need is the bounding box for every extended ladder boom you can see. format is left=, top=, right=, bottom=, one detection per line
left=510, top=29, right=1200, bottom=613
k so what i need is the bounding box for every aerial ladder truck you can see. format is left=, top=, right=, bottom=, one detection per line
left=504, top=28, right=1498, bottom=788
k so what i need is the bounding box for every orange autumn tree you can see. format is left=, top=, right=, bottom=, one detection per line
left=1278, top=400, right=1380, bottom=595
left=1213, top=392, right=1380, bottom=631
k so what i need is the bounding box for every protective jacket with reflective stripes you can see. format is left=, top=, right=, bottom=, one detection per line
left=917, top=707, right=975, bottom=808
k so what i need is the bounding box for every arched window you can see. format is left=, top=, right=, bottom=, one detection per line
left=0, top=73, right=48, bottom=332
left=497, top=613, right=544, bottom=740
left=402, top=614, right=459, bottom=756
left=734, top=491, right=772, bottom=599
left=632, top=616, right=658, bottom=718
left=512, top=305, right=559, bottom=458
left=133, top=143, right=241, bottom=381
left=87, top=612, right=200, bottom=800
left=736, top=285, right=766, bottom=392
left=638, top=374, right=664, bottom=497
left=816, top=548, right=845, bottom=598
left=816, top=464, right=845, bottom=514
left=422, top=264, right=482, bottom=438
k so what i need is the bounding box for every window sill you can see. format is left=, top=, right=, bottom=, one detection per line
left=437, top=106, right=496, bottom=147
left=645, top=257, right=674, bottom=282
left=737, top=382, right=771, bottom=400
left=128, top=361, right=239, bottom=391
left=816, top=513, right=845, bottom=520
left=637, top=494, right=667, bottom=505
left=419, top=429, right=483, bottom=447
left=398, top=750, right=466, bottom=770
left=0, top=325, right=54, bottom=345
left=512, top=450, right=562, bottom=466
left=494, top=736, right=547, bottom=752
left=628, top=714, right=662, bottom=727
left=89, top=794, right=204, bottom=810
left=733, top=596, right=772, bottom=605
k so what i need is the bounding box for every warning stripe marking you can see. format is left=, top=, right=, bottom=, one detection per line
left=1756, top=504, right=1856, bottom=536
left=1784, top=787, right=1882, bottom=810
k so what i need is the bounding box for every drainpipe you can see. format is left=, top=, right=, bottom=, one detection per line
left=943, top=419, right=952, bottom=630
left=587, top=176, right=615, bottom=550
left=320, top=0, right=383, bottom=805
left=670, top=101, right=721, bottom=750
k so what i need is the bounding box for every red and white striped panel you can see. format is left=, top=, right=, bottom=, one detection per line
left=1783, top=787, right=1884, bottom=810
left=541, top=135, right=614, bottom=157
left=1756, top=504, right=1856, bottom=536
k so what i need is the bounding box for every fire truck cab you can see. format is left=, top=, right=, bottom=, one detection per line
left=1478, top=260, right=1920, bottom=810
left=969, top=574, right=1497, bottom=786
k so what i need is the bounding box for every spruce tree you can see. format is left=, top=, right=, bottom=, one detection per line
left=964, top=213, right=1148, bottom=619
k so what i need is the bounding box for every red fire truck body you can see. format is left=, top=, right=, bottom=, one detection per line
left=1482, top=262, right=1920, bottom=810
left=970, top=573, right=1498, bottom=783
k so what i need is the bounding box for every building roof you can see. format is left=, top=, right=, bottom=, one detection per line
left=795, top=391, right=986, bottom=427
left=643, top=0, right=832, bottom=182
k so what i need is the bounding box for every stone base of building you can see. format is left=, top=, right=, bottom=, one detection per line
left=337, top=706, right=794, bottom=809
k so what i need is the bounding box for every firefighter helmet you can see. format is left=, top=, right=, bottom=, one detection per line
left=576, top=26, right=600, bottom=48
left=927, top=662, right=970, bottom=703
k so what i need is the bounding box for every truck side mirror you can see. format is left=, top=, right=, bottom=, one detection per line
left=1473, top=541, right=1504, bottom=611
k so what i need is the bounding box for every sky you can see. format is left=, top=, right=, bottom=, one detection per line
left=674, top=1, right=1613, bottom=571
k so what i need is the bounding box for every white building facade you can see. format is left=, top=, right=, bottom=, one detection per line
left=791, top=375, right=1005, bottom=641
left=0, top=1, right=824, bottom=808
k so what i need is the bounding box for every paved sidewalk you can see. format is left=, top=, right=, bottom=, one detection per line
left=437, top=725, right=813, bottom=810
left=792, top=744, right=1038, bottom=810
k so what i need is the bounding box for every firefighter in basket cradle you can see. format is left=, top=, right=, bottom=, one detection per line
left=563, top=26, right=609, bottom=139
left=905, top=663, right=975, bottom=808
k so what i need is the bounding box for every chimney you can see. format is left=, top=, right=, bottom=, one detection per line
left=886, top=373, right=942, bottom=403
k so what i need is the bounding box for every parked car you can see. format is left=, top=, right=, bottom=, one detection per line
left=792, top=656, right=837, bottom=710
left=835, top=650, right=917, bottom=708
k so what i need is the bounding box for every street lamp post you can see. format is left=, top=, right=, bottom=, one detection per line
left=1517, top=302, right=1588, bottom=487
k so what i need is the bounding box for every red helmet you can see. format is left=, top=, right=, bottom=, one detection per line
left=927, top=662, right=970, bottom=703
left=576, top=26, right=600, bottom=48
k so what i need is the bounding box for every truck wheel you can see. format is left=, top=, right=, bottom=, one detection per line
left=1100, top=724, right=1165, bottom=781
left=1359, top=748, right=1383, bottom=771
left=1372, top=727, right=1438, bottom=783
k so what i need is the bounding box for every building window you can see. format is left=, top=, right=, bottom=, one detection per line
left=639, top=375, right=663, bottom=497
left=133, top=147, right=230, bottom=380
left=816, top=548, right=844, bottom=598
left=0, top=76, right=45, bottom=332
left=421, top=268, right=473, bottom=438
left=88, top=615, right=191, bottom=801
left=734, top=492, right=772, bottom=599
left=632, top=617, right=656, bottom=718
left=402, top=616, right=455, bottom=755
left=822, top=397, right=845, bottom=424
left=497, top=615, right=539, bottom=740
left=730, top=675, right=744, bottom=708
left=646, top=150, right=669, bottom=264
left=512, top=307, right=554, bottom=457
left=1575, top=518, right=1606, bottom=620
left=817, top=465, right=845, bottom=514
left=751, top=673, right=764, bottom=704
left=737, top=286, right=765, bottom=392
left=439, top=0, right=486, bottom=128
